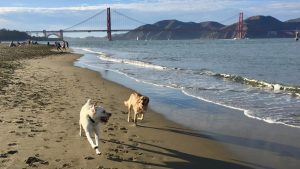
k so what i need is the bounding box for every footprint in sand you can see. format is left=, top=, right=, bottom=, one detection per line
left=0, top=150, right=18, bottom=158
left=62, top=163, right=71, bottom=168
left=28, top=134, right=36, bottom=137
left=25, top=156, right=49, bottom=167
left=43, top=145, right=50, bottom=149
left=108, top=133, right=116, bottom=137
left=119, top=127, right=127, bottom=131
left=8, top=143, right=17, bottom=146
left=43, top=138, right=50, bottom=141
left=84, top=156, right=95, bottom=160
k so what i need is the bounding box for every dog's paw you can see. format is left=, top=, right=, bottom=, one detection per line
left=96, top=149, right=101, bottom=155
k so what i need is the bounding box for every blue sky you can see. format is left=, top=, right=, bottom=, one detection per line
left=0, top=0, right=299, bottom=37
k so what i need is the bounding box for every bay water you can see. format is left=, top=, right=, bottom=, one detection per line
left=70, top=38, right=300, bottom=129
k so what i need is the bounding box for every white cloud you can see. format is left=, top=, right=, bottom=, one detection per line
left=108, top=0, right=236, bottom=12
left=0, top=6, right=104, bottom=14
left=0, top=0, right=239, bottom=14
left=2, top=0, right=298, bottom=15
left=0, top=18, right=14, bottom=25
left=269, top=2, right=300, bottom=10
left=245, top=2, right=300, bottom=18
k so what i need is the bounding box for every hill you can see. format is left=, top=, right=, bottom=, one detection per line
left=113, top=16, right=300, bottom=40
left=0, top=29, right=30, bottom=41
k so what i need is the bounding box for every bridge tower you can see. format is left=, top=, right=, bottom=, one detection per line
left=107, top=7, right=112, bottom=41
left=235, top=12, right=245, bottom=39
left=59, top=30, right=64, bottom=41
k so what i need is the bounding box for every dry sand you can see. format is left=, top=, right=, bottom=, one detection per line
left=0, top=51, right=253, bottom=168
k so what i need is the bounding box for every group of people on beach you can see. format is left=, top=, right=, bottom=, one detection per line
left=9, top=40, right=38, bottom=47
left=8, top=40, right=70, bottom=51
left=52, top=41, right=69, bottom=51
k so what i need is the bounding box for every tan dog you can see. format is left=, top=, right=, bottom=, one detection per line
left=124, top=92, right=149, bottom=125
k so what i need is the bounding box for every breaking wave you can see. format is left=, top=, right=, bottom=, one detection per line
left=214, top=73, right=300, bottom=97
left=81, top=48, right=166, bottom=70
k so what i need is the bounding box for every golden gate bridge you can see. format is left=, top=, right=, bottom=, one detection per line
left=25, top=8, right=299, bottom=41
left=26, top=8, right=147, bottom=41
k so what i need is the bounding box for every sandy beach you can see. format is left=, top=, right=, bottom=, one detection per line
left=0, top=45, right=256, bottom=169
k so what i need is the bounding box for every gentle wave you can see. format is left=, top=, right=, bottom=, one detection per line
left=77, top=61, right=177, bottom=90
left=171, top=67, right=300, bottom=97
left=81, top=47, right=300, bottom=97
left=182, top=88, right=300, bottom=129
left=244, top=110, right=300, bottom=129
left=181, top=89, right=246, bottom=112
left=81, top=48, right=167, bottom=70
left=214, top=73, right=300, bottom=97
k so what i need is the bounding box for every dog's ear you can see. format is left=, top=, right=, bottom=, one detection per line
left=86, top=99, right=91, bottom=105
left=140, top=96, right=148, bottom=102
left=144, top=97, right=149, bottom=104
left=91, top=104, right=96, bottom=114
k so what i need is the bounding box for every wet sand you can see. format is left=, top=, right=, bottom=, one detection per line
left=0, top=48, right=253, bottom=169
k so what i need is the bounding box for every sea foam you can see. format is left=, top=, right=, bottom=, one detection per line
left=81, top=48, right=166, bottom=70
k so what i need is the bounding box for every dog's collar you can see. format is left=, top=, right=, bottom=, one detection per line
left=88, top=115, right=95, bottom=123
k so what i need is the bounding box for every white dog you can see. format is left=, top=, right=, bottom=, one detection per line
left=79, top=99, right=111, bottom=155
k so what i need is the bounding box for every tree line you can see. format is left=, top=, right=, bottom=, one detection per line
left=0, top=29, right=30, bottom=41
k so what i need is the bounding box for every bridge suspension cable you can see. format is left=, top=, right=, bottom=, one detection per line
left=112, top=10, right=148, bottom=26
left=218, top=14, right=239, bottom=25
left=63, top=9, right=106, bottom=31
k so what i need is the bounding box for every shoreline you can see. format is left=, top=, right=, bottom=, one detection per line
left=74, top=50, right=300, bottom=169
left=0, top=52, right=250, bottom=169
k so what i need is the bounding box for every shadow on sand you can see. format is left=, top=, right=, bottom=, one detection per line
left=138, top=124, right=300, bottom=161
left=103, top=137, right=254, bottom=169
left=102, top=123, right=260, bottom=169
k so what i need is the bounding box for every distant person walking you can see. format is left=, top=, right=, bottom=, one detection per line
left=66, top=41, right=69, bottom=48
left=55, top=41, right=62, bottom=51
left=9, top=41, right=16, bottom=47
left=62, top=41, right=66, bottom=50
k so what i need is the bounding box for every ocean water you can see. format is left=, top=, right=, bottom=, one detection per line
left=70, top=39, right=300, bottom=128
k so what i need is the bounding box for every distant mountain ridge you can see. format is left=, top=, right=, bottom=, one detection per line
left=114, top=15, right=300, bottom=40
